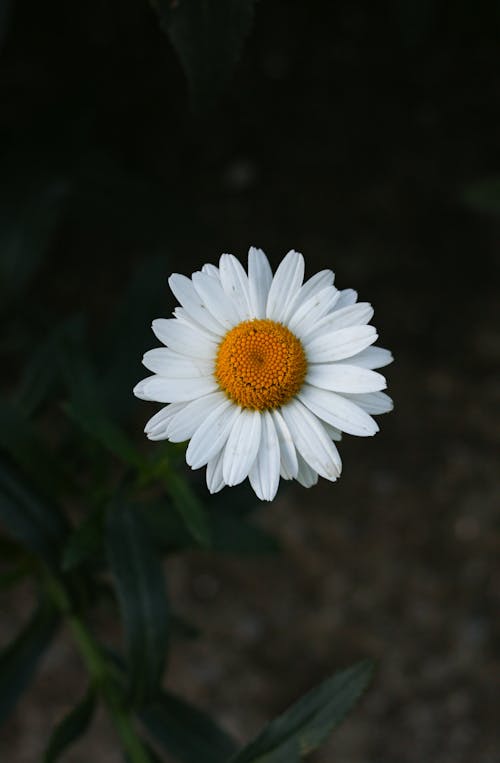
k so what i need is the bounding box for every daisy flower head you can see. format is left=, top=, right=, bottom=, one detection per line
left=134, top=248, right=393, bottom=501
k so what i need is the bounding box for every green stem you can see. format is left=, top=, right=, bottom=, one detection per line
left=67, top=615, right=105, bottom=684
left=105, top=695, right=152, bottom=763
left=45, top=572, right=151, bottom=763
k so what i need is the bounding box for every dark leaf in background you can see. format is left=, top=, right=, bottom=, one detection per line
left=0, top=455, right=68, bottom=565
left=143, top=500, right=197, bottom=551
left=66, top=400, right=143, bottom=468
left=155, top=0, right=256, bottom=111
left=59, top=334, right=101, bottom=414
left=15, top=314, right=85, bottom=417
left=42, top=687, right=96, bottom=763
left=62, top=507, right=105, bottom=571
left=144, top=499, right=278, bottom=556
left=229, top=660, right=374, bottom=763
left=106, top=502, right=169, bottom=706
left=0, top=401, right=68, bottom=498
left=59, top=329, right=144, bottom=467
left=210, top=509, right=280, bottom=555
left=99, top=255, right=170, bottom=421
left=165, top=468, right=211, bottom=547
left=139, top=690, right=238, bottom=763
left=0, top=603, right=59, bottom=725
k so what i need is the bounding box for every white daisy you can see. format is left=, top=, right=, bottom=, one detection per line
left=134, top=248, right=393, bottom=501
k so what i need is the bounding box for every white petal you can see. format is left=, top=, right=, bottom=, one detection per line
left=206, top=450, right=226, bottom=494
left=298, top=384, right=379, bottom=436
left=270, top=409, right=299, bottom=480
left=348, top=346, right=394, bottom=369
left=142, top=348, right=214, bottom=377
left=321, top=421, right=343, bottom=441
left=296, top=453, right=319, bottom=488
left=144, top=402, right=186, bottom=439
left=133, top=376, right=156, bottom=400
left=192, top=271, right=241, bottom=328
left=302, top=303, right=374, bottom=341
left=172, top=308, right=224, bottom=342
left=342, top=391, right=394, bottom=415
left=222, top=409, right=262, bottom=486
left=297, top=268, right=335, bottom=298
left=219, top=254, right=252, bottom=320
left=281, top=269, right=335, bottom=324
left=266, top=250, right=304, bottom=322
left=248, top=411, right=280, bottom=501
left=152, top=318, right=218, bottom=359
left=202, top=263, right=220, bottom=280
left=173, top=307, right=202, bottom=331
left=306, top=363, right=386, bottom=393
left=281, top=399, right=341, bottom=482
left=134, top=375, right=218, bottom=403
left=168, top=274, right=226, bottom=335
left=305, top=325, right=377, bottom=363
left=335, top=288, right=358, bottom=308
left=186, top=400, right=239, bottom=469
left=288, top=286, right=340, bottom=337
left=248, top=247, right=273, bottom=318
left=167, top=391, right=227, bottom=442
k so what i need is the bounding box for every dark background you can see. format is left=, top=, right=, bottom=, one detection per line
left=1, top=1, right=499, bottom=761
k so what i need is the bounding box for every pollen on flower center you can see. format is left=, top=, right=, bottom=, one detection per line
left=215, top=319, right=307, bottom=410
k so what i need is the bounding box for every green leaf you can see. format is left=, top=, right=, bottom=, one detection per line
left=142, top=501, right=189, bottom=552
left=42, top=688, right=96, bottom=762
left=61, top=338, right=144, bottom=467
left=0, top=455, right=68, bottom=565
left=229, top=660, right=375, bottom=763
left=139, top=690, right=238, bottom=763
left=106, top=502, right=169, bottom=705
left=0, top=603, right=59, bottom=724
left=66, top=401, right=143, bottom=467
left=165, top=468, right=211, bottom=547
left=462, top=177, right=500, bottom=214
left=155, top=0, right=256, bottom=111
left=62, top=507, right=105, bottom=571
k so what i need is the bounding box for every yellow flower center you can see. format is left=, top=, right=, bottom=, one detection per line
left=215, top=319, right=307, bottom=411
